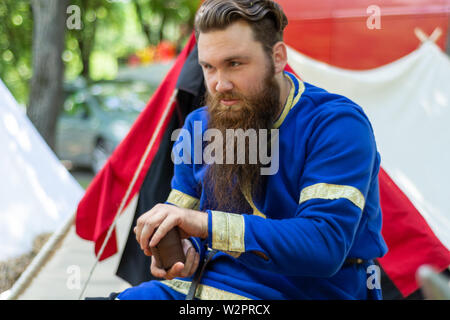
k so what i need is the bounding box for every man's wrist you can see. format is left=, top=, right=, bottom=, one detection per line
left=199, top=210, right=209, bottom=239
left=187, top=208, right=209, bottom=239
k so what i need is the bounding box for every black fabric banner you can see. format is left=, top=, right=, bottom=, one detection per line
left=116, top=45, right=205, bottom=285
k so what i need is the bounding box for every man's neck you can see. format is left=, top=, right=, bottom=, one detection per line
left=275, top=72, right=292, bottom=121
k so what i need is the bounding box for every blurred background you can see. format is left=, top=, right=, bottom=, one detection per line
left=0, top=0, right=201, bottom=187
left=0, top=0, right=449, bottom=300
left=0, top=0, right=200, bottom=295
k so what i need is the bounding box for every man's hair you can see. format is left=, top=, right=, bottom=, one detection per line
left=194, top=0, right=288, bottom=56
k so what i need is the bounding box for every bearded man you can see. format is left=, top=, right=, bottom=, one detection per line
left=116, top=0, right=388, bottom=300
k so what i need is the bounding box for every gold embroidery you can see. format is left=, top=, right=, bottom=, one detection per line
left=228, top=213, right=245, bottom=252
left=160, top=279, right=251, bottom=300
left=166, top=189, right=200, bottom=209
left=211, top=211, right=245, bottom=253
left=212, top=210, right=228, bottom=250
left=299, top=183, right=365, bottom=211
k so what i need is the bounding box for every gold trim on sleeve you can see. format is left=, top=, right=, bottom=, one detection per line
left=166, top=189, right=200, bottom=209
left=299, top=183, right=365, bottom=210
left=211, top=211, right=245, bottom=253
left=160, top=279, right=251, bottom=300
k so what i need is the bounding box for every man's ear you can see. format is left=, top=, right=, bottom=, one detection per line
left=272, top=41, right=288, bottom=74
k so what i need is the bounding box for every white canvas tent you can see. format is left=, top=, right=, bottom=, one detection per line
left=287, top=41, right=450, bottom=250
left=0, top=79, right=84, bottom=262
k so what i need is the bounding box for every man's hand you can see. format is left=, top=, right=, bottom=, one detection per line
left=134, top=203, right=208, bottom=256
left=150, top=239, right=200, bottom=280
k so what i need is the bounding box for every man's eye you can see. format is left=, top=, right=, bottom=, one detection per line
left=230, top=61, right=241, bottom=67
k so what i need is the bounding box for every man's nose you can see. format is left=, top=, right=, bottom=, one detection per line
left=215, top=75, right=233, bottom=93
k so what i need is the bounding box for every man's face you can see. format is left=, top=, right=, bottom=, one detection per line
left=197, top=20, right=281, bottom=211
left=198, top=20, right=275, bottom=113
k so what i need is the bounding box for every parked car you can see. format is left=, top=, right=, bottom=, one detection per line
left=55, top=79, right=154, bottom=173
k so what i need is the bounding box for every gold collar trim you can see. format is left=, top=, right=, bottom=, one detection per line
left=272, top=74, right=305, bottom=129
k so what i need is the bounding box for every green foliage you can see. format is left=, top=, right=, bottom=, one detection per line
left=132, top=0, right=199, bottom=45
left=65, top=0, right=200, bottom=81
left=0, top=0, right=200, bottom=104
left=0, top=0, right=33, bottom=105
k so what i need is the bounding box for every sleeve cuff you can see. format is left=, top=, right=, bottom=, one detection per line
left=207, top=210, right=245, bottom=256
left=166, top=189, right=200, bottom=209
left=187, top=236, right=208, bottom=263
left=188, top=236, right=202, bottom=253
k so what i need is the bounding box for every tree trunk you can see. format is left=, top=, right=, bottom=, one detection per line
left=158, top=12, right=167, bottom=43
left=77, top=0, right=98, bottom=81
left=27, top=0, right=68, bottom=151
left=77, top=18, right=97, bottom=81
left=133, top=0, right=152, bottom=45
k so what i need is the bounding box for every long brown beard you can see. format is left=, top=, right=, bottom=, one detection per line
left=204, top=67, right=281, bottom=212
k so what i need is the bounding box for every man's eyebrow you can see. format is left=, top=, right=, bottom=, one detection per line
left=223, top=55, right=250, bottom=62
left=199, top=55, right=250, bottom=66
left=198, top=60, right=210, bottom=66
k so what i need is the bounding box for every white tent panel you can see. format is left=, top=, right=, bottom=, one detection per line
left=0, top=80, right=84, bottom=261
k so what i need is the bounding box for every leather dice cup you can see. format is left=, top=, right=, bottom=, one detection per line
left=151, top=227, right=186, bottom=271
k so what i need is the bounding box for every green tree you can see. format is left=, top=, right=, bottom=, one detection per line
left=0, top=0, right=33, bottom=105
left=132, top=0, right=200, bottom=47
left=66, top=0, right=119, bottom=81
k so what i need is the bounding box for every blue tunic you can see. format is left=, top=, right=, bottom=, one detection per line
left=118, top=71, right=388, bottom=300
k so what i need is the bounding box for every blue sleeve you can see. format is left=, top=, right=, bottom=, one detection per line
left=169, top=111, right=201, bottom=200
left=206, top=106, right=379, bottom=277
left=165, top=111, right=208, bottom=259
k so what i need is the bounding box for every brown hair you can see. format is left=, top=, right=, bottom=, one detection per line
left=194, top=0, right=288, bottom=56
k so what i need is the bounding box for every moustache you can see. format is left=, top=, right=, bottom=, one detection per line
left=214, top=91, right=244, bottom=101
left=209, top=91, right=255, bottom=115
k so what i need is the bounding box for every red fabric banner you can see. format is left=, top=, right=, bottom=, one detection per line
left=378, top=168, right=450, bottom=297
